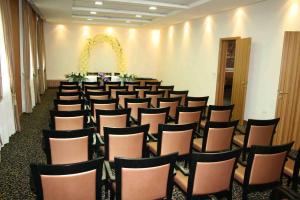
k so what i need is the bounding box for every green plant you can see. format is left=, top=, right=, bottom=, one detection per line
left=119, top=73, right=137, bottom=82
left=65, top=72, right=87, bottom=82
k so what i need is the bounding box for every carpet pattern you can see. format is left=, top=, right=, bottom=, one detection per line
left=0, top=89, right=273, bottom=199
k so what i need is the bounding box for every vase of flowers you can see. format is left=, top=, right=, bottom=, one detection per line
left=98, top=72, right=110, bottom=85
left=65, top=72, right=87, bottom=83
left=119, top=73, right=137, bottom=84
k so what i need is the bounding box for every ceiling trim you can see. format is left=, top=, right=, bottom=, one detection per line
left=72, top=6, right=167, bottom=17
left=72, top=15, right=151, bottom=23
left=103, top=0, right=189, bottom=9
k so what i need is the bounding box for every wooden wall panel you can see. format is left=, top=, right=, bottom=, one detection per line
left=47, top=80, right=62, bottom=88
left=275, top=31, right=300, bottom=149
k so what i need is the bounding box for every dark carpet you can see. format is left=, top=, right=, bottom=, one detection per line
left=0, top=89, right=272, bottom=199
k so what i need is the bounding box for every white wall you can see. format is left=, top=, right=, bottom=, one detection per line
left=157, top=0, right=300, bottom=120
left=44, top=23, right=161, bottom=79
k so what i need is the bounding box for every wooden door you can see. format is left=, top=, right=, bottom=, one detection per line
left=231, top=38, right=251, bottom=123
left=275, top=31, right=300, bottom=149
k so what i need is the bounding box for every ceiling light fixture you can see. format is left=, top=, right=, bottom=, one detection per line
left=149, top=6, right=157, bottom=10
left=95, top=1, right=103, bottom=5
left=87, top=18, right=93, bottom=21
left=136, top=14, right=142, bottom=18
left=90, top=11, right=97, bottom=14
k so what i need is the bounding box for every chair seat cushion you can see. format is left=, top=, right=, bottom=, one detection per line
left=233, top=134, right=244, bottom=147
left=193, top=138, right=203, bottom=152
left=174, top=170, right=188, bottom=193
left=234, top=163, right=245, bottom=184
left=147, top=142, right=158, bottom=155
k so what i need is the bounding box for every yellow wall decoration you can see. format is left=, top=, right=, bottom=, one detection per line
left=79, top=34, right=126, bottom=74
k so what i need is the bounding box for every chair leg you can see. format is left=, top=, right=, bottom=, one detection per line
left=287, top=177, right=291, bottom=186
left=242, top=190, right=248, bottom=200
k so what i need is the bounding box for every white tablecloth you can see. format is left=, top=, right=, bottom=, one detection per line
left=85, top=75, right=120, bottom=82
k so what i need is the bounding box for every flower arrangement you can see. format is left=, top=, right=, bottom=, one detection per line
left=119, top=73, right=137, bottom=82
left=98, top=72, right=110, bottom=82
left=65, top=72, right=87, bottom=82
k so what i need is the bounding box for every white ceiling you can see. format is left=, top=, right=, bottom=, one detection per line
left=31, top=0, right=266, bottom=28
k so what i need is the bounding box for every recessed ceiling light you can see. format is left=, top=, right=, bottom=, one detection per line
left=136, top=14, right=142, bottom=18
left=95, top=1, right=103, bottom=5
left=90, top=11, right=97, bottom=15
left=149, top=6, right=157, bottom=10
left=87, top=18, right=93, bottom=21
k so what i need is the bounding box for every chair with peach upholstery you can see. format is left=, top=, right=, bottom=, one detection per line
left=169, top=91, right=189, bottom=106
left=174, top=149, right=241, bottom=200
left=144, top=91, right=165, bottom=108
left=86, top=91, right=110, bottom=101
left=284, top=148, right=300, bottom=191
left=84, top=86, right=105, bottom=93
left=59, top=86, right=81, bottom=93
left=133, top=86, right=152, bottom=98
left=49, top=110, right=90, bottom=131
left=109, top=86, right=128, bottom=99
left=145, top=81, right=161, bottom=91
left=233, top=118, right=280, bottom=161
left=158, top=97, right=181, bottom=121
left=200, top=104, right=234, bottom=129
left=104, top=81, right=121, bottom=91
left=113, top=153, right=177, bottom=200
left=185, top=96, right=209, bottom=107
left=116, top=91, right=138, bottom=109
left=82, top=81, right=99, bottom=90
left=193, top=121, right=238, bottom=152
left=234, top=143, right=293, bottom=200
left=90, top=99, right=118, bottom=122
left=124, top=81, right=140, bottom=92
left=60, top=81, right=79, bottom=87
left=57, top=92, right=82, bottom=100
left=125, top=98, right=151, bottom=124
left=54, top=99, right=85, bottom=112
left=30, top=158, right=104, bottom=200
left=43, top=128, right=94, bottom=165
left=138, top=107, right=170, bottom=141
left=157, top=85, right=174, bottom=98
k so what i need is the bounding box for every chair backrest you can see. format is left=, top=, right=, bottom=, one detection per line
left=54, top=99, right=85, bottom=111
left=86, top=91, right=110, bottom=100
left=96, top=109, right=131, bottom=136
left=43, top=128, right=94, bottom=164
left=109, top=86, right=128, bottom=99
left=207, top=105, right=234, bottom=122
left=186, top=96, right=209, bottom=107
left=116, top=91, right=138, bottom=108
left=169, top=91, right=189, bottom=106
left=157, top=123, right=196, bottom=158
left=187, top=150, right=241, bottom=198
left=85, top=86, right=105, bottom=93
left=244, top=143, right=293, bottom=187
left=124, top=81, right=140, bottom=91
left=158, top=97, right=181, bottom=119
left=157, top=86, right=174, bottom=98
left=104, top=125, right=149, bottom=162
left=114, top=153, right=177, bottom=200
left=82, top=82, right=99, bottom=89
left=175, top=106, right=206, bottom=126
left=145, top=81, right=161, bottom=91
left=138, top=107, right=170, bottom=135
left=202, top=121, right=238, bottom=152
left=57, top=92, right=81, bottom=100
left=60, top=81, right=79, bottom=87
left=244, top=118, right=280, bottom=148
left=104, top=81, right=121, bottom=91
left=134, top=86, right=152, bottom=98
left=144, top=91, right=165, bottom=108
left=125, top=98, right=151, bottom=120
left=91, top=99, right=118, bottom=118
left=59, top=86, right=81, bottom=93
left=50, top=110, right=89, bottom=131
left=31, top=158, right=103, bottom=200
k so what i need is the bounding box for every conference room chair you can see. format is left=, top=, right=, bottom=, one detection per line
left=84, top=85, right=105, bottom=93
left=86, top=91, right=110, bottom=101
left=49, top=110, right=90, bottom=131
left=43, top=128, right=94, bottom=165
left=138, top=107, right=170, bottom=141
left=90, top=99, right=118, bottom=120
left=57, top=92, right=82, bottom=100
left=104, top=81, right=121, bottom=91
left=82, top=81, right=99, bottom=89
left=147, top=123, right=196, bottom=166
left=169, top=90, right=189, bottom=106
left=158, top=97, right=181, bottom=121
left=144, top=91, right=165, bottom=108
left=58, top=85, right=81, bottom=93
left=174, top=106, right=206, bottom=131
left=200, top=104, right=234, bottom=128
left=109, top=86, right=128, bottom=99
left=30, top=158, right=104, bottom=200
left=174, top=149, right=241, bottom=200
left=233, top=118, right=280, bottom=161
left=125, top=98, right=151, bottom=123
left=133, top=86, right=152, bottom=98
left=193, top=121, right=239, bottom=152
left=124, top=81, right=140, bottom=91
left=234, top=143, right=293, bottom=200
left=157, top=85, right=174, bottom=98
left=116, top=91, right=138, bottom=108
left=145, top=81, right=161, bottom=91
left=270, top=186, right=300, bottom=200
left=112, top=153, right=177, bottom=200
left=53, top=99, right=85, bottom=111
left=284, top=148, right=300, bottom=191
left=60, top=81, right=79, bottom=87
left=185, top=96, right=209, bottom=107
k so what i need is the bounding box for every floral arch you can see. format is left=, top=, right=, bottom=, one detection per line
left=79, top=34, right=126, bottom=74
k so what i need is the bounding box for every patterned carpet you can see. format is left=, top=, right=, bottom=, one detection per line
left=0, top=89, right=273, bottom=199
